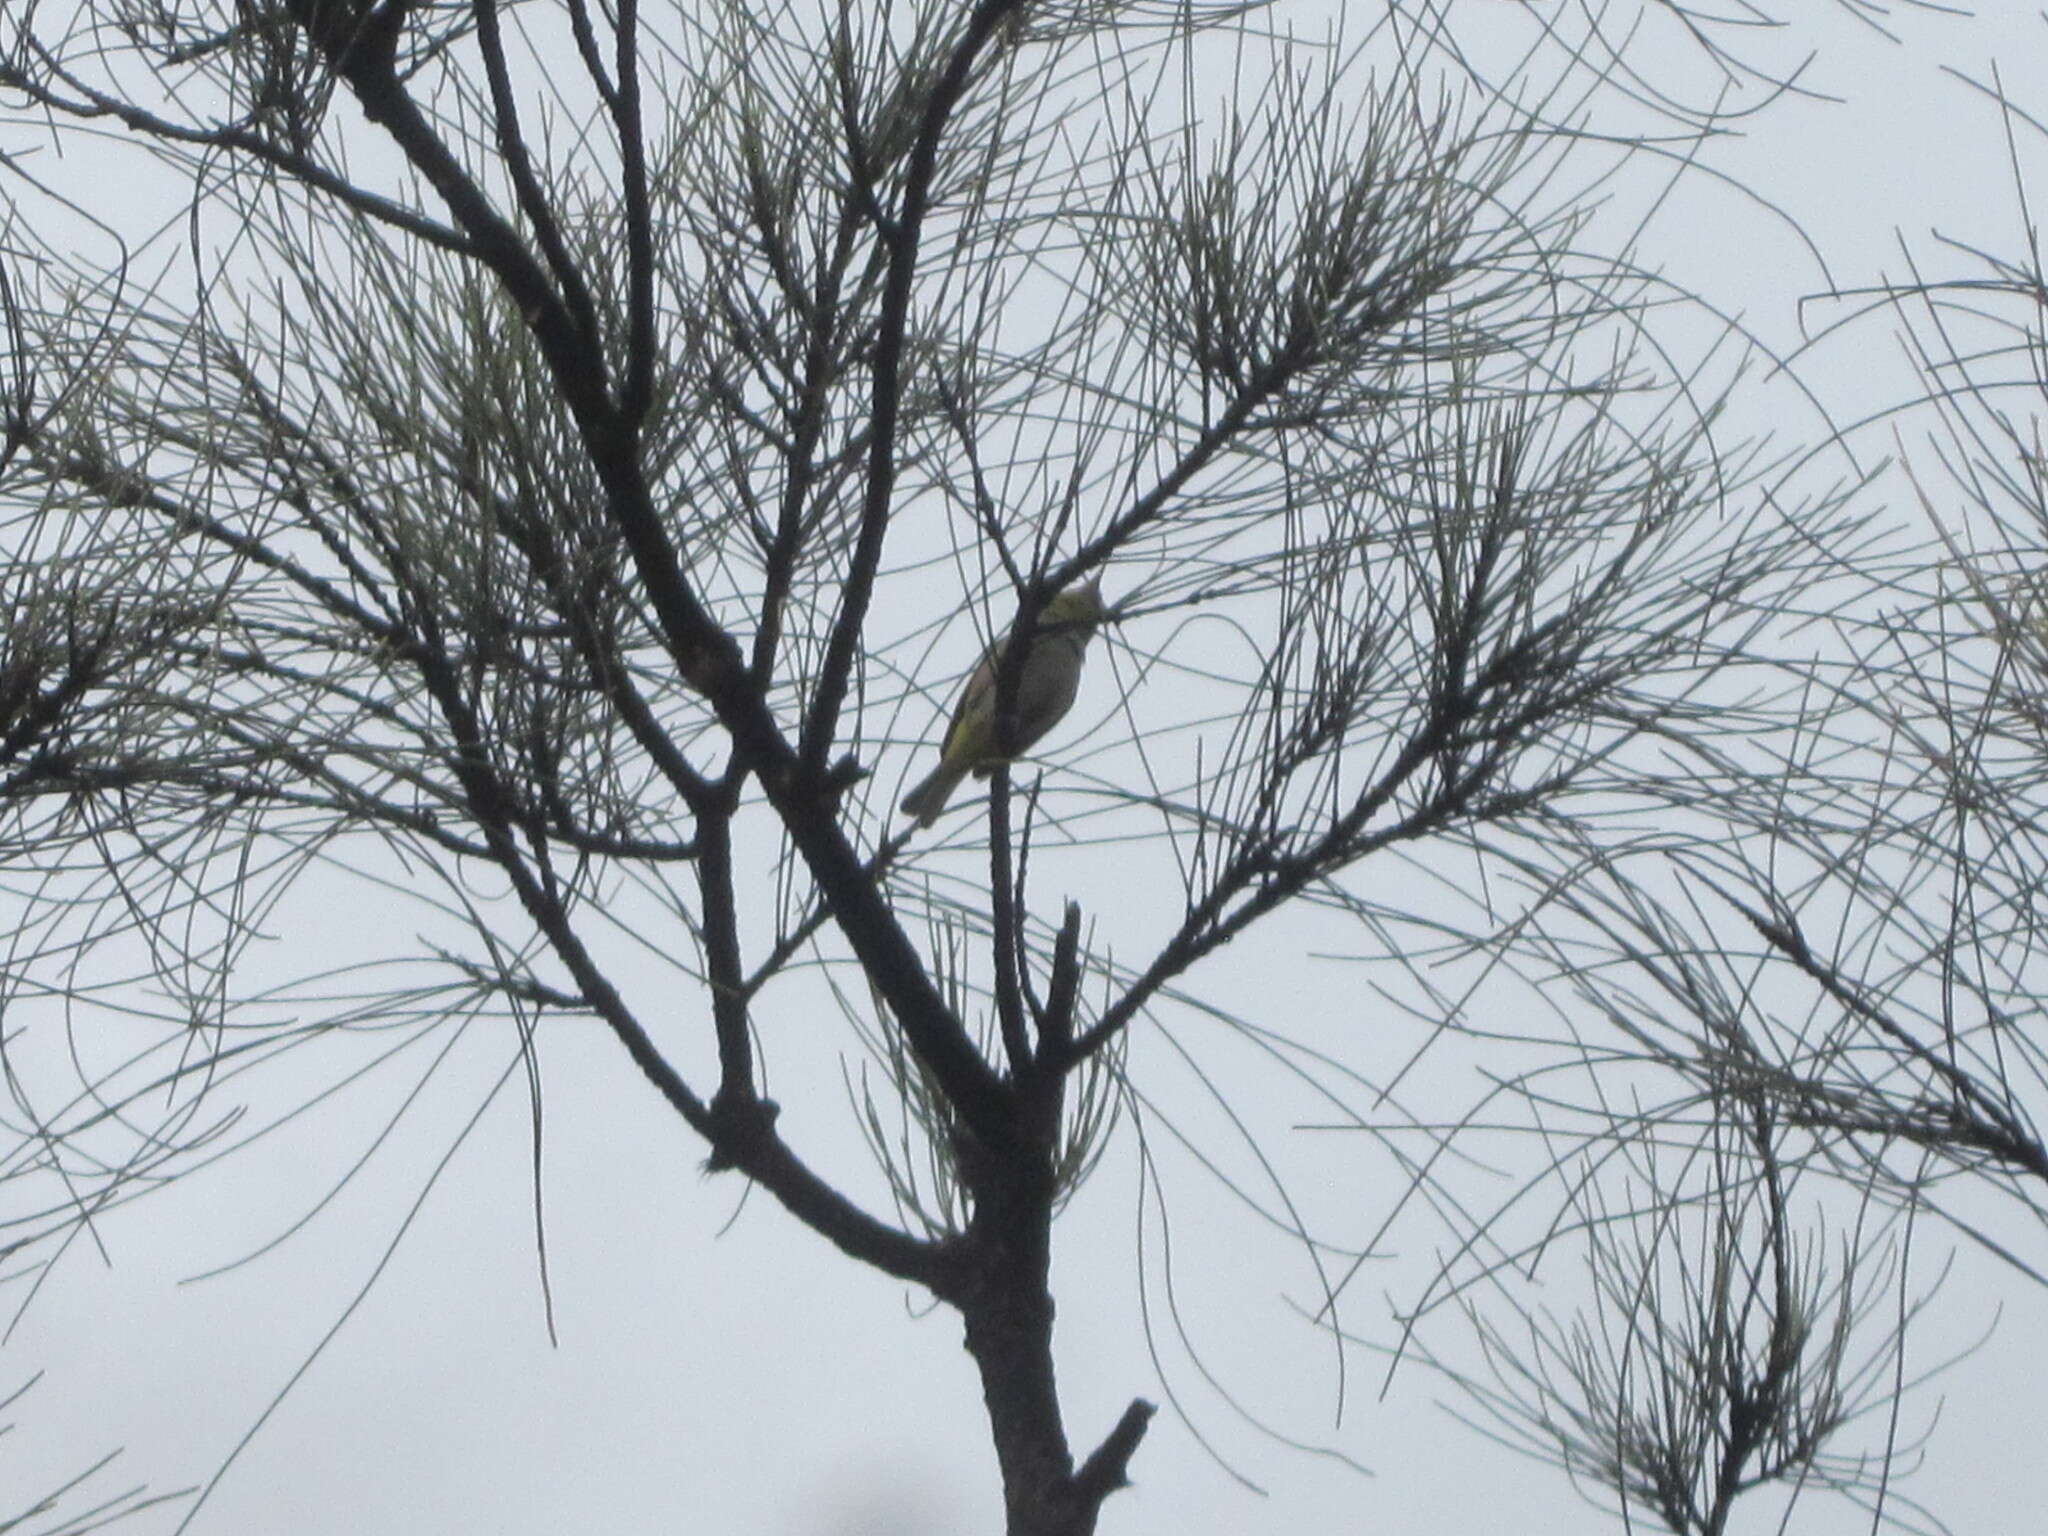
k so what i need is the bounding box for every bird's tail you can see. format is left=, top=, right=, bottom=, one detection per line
left=900, top=760, right=971, bottom=828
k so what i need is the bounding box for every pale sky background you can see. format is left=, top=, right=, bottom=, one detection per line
left=8, top=4, right=2048, bottom=1535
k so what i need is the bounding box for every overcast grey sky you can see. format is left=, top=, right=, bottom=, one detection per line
left=9, top=5, right=2048, bottom=1535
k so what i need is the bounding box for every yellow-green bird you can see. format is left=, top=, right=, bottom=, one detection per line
left=900, top=578, right=1108, bottom=827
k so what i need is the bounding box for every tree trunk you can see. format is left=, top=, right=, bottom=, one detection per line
left=964, top=1283, right=1093, bottom=1536
left=954, top=1153, right=1153, bottom=1536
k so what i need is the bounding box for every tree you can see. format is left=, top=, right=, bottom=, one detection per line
left=1365, top=19, right=2048, bottom=1536
left=0, top=2, right=1970, bottom=1534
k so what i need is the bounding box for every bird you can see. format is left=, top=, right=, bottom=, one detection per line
left=900, top=577, right=1107, bottom=827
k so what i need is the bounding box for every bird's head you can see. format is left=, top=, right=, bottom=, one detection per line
left=1043, top=576, right=1107, bottom=633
